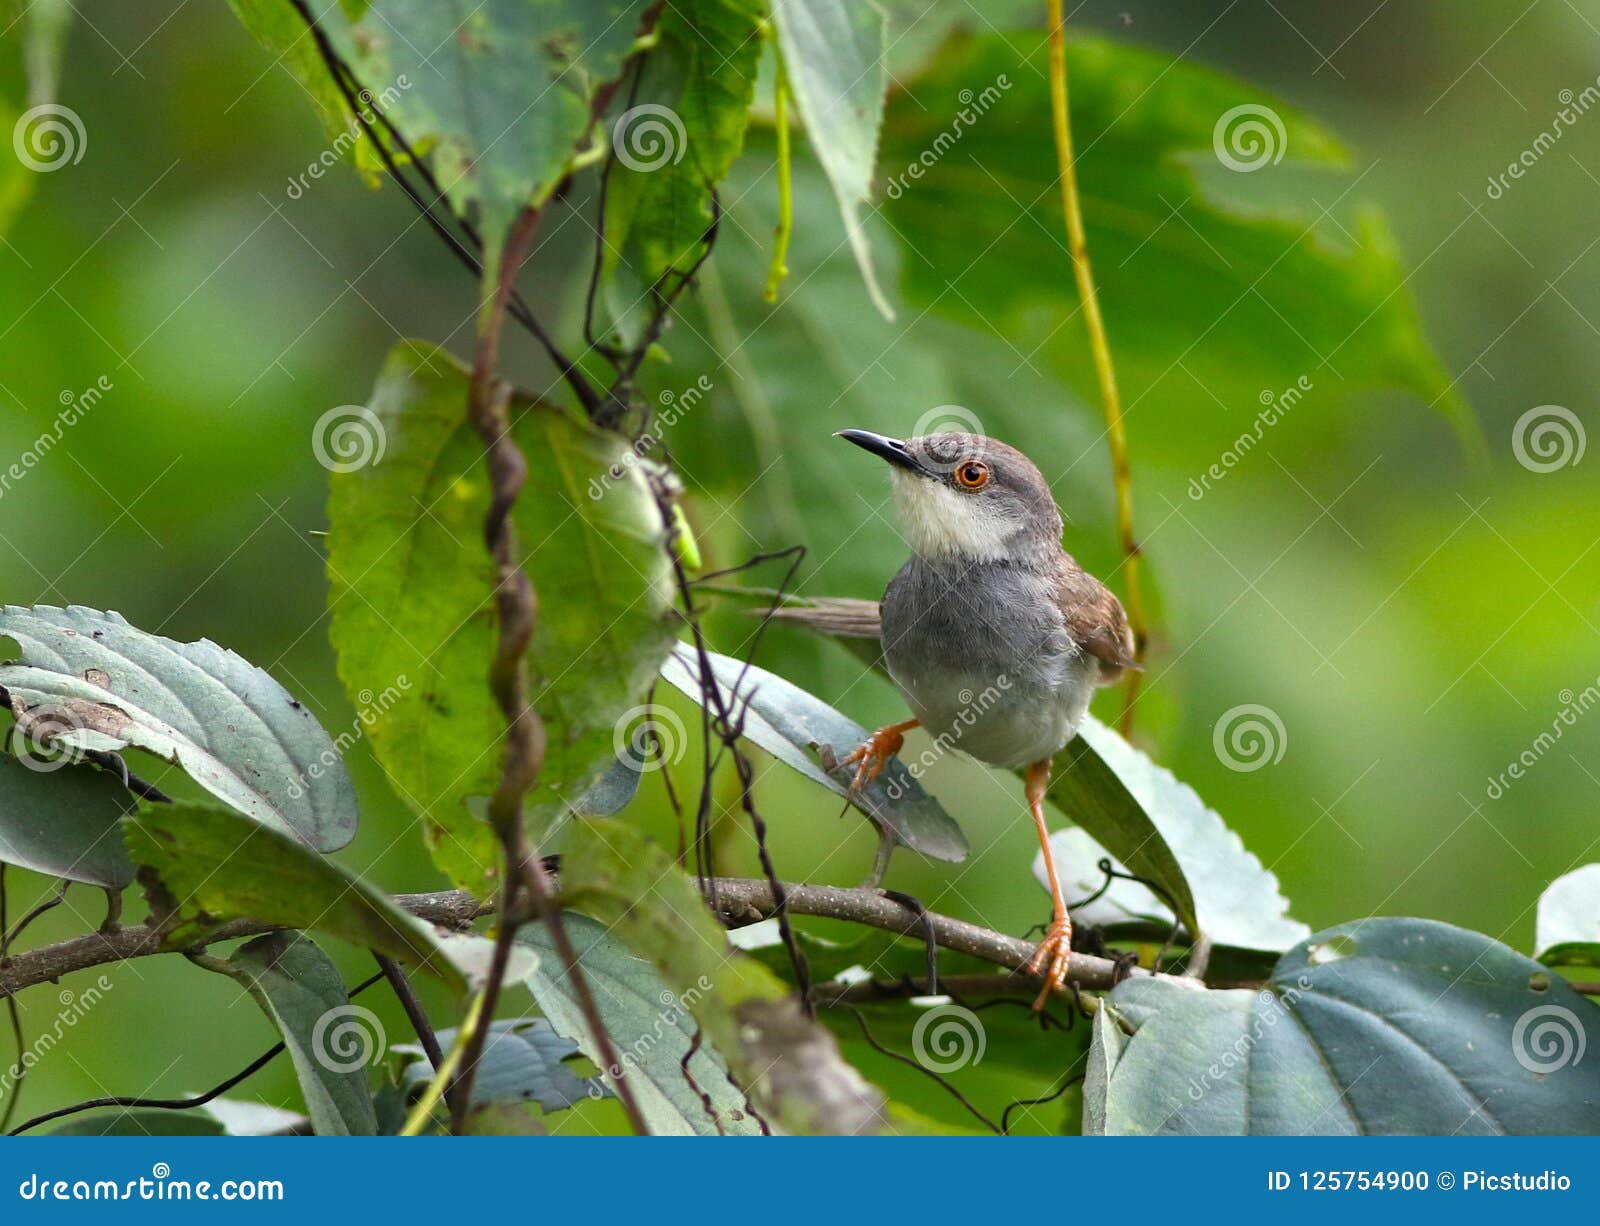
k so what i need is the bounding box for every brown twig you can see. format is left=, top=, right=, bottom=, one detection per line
left=449, top=204, right=647, bottom=1136
left=0, top=880, right=1176, bottom=1005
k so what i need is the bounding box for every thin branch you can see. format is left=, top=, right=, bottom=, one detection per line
left=374, top=953, right=444, bottom=1073
left=0, top=879, right=1174, bottom=1006
left=1046, top=0, right=1150, bottom=734
left=8, top=970, right=387, bottom=1136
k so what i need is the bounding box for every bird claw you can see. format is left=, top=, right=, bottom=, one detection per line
left=839, top=723, right=908, bottom=793
left=1026, top=915, right=1074, bottom=1011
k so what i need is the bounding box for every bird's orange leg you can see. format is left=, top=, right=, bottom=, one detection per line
left=838, top=719, right=919, bottom=792
left=1024, top=757, right=1072, bottom=1011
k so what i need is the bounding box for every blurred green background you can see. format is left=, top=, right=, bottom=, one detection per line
left=1, top=1, right=1597, bottom=1129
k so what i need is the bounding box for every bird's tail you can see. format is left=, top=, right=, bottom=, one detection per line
left=757, top=596, right=882, bottom=639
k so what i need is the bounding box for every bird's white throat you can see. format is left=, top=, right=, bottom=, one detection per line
left=889, top=469, right=1015, bottom=562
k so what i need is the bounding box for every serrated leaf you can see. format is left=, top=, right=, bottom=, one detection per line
left=771, top=0, right=893, bottom=317
left=0, top=754, right=134, bottom=888
left=1103, top=919, right=1600, bottom=1134
left=658, top=645, right=968, bottom=864
left=881, top=33, right=1480, bottom=456
left=326, top=341, right=676, bottom=894
left=1037, top=718, right=1307, bottom=955
left=397, top=1016, right=605, bottom=1114
left=122, top=802, right=508, bottom=995
left=211, top=932, right=378, bottom=1137
left=1535, top=864, right=1600, bottom=970
left=301, top=0, right=653, bottom=252
left=0, top=604, right=358, bottom=852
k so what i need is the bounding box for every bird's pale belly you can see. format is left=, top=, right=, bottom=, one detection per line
left=886, top=655, right=1098, bottom=770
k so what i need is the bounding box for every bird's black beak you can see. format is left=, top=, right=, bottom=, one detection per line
left=835, top=429, right=935, bottom=478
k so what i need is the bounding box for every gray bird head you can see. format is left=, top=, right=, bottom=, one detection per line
left=836, top=429, right=1064, bottom=564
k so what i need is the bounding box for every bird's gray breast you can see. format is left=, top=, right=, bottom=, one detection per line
left=879, top=557, right=1097, bottom=769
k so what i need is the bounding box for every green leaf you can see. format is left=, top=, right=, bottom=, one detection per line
left=604, top=0, right=765, bottom=287
left=1535, top=864, right=1600, bottom=970
left=880, top=33, right=1481, bottom=457
left=397, top=1016, right=605, bottom=1114
left=771, top=0, right=893, bottom=317
left=0, top=604, right=358, bottom=852
left=225, top=0, right=390, bottom=179
left=1102, top=919, right=1600, bottom=1134
left=122, top=802, right=504, bottom=995
left=303, top=0, right=653, bottom=252
left=554, top=817, right=899, bottom=1134
left=658, top=646, right=969, bottom=865
left=209, top=932, right=379, bottom=1137
left=1040, top=718, right=1306, bottom=955
left=519, top=915, right=757, bottom=1135
left=326, top=341, right=676, bottom=893
left=1081, top=1003, right=1124, bottom=1136
left=0, top=754, right=134, bottom=888
left=46, top=1099, right=310, bottom=1136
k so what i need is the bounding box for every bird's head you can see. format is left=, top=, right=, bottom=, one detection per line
left=836, top=428, right=1063, bottom=563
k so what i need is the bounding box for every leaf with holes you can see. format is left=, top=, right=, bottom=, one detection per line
left=0, top=605, right=357, bottom=851
left=1093, top=919, right=1600, bottom=1134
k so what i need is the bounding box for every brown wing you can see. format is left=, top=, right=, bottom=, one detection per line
left=1056, top=564, right=1139, bottom=685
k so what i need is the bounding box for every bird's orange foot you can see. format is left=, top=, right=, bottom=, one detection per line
left=838, top=720, right=917, bottom=793
left=1025, top=915, right=1074, bottom=1011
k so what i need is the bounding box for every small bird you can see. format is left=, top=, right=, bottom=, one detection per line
left=832, top=428, right=1137, bottom=1009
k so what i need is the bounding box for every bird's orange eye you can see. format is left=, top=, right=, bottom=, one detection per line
left=954, top=461, right=989, bottom=490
